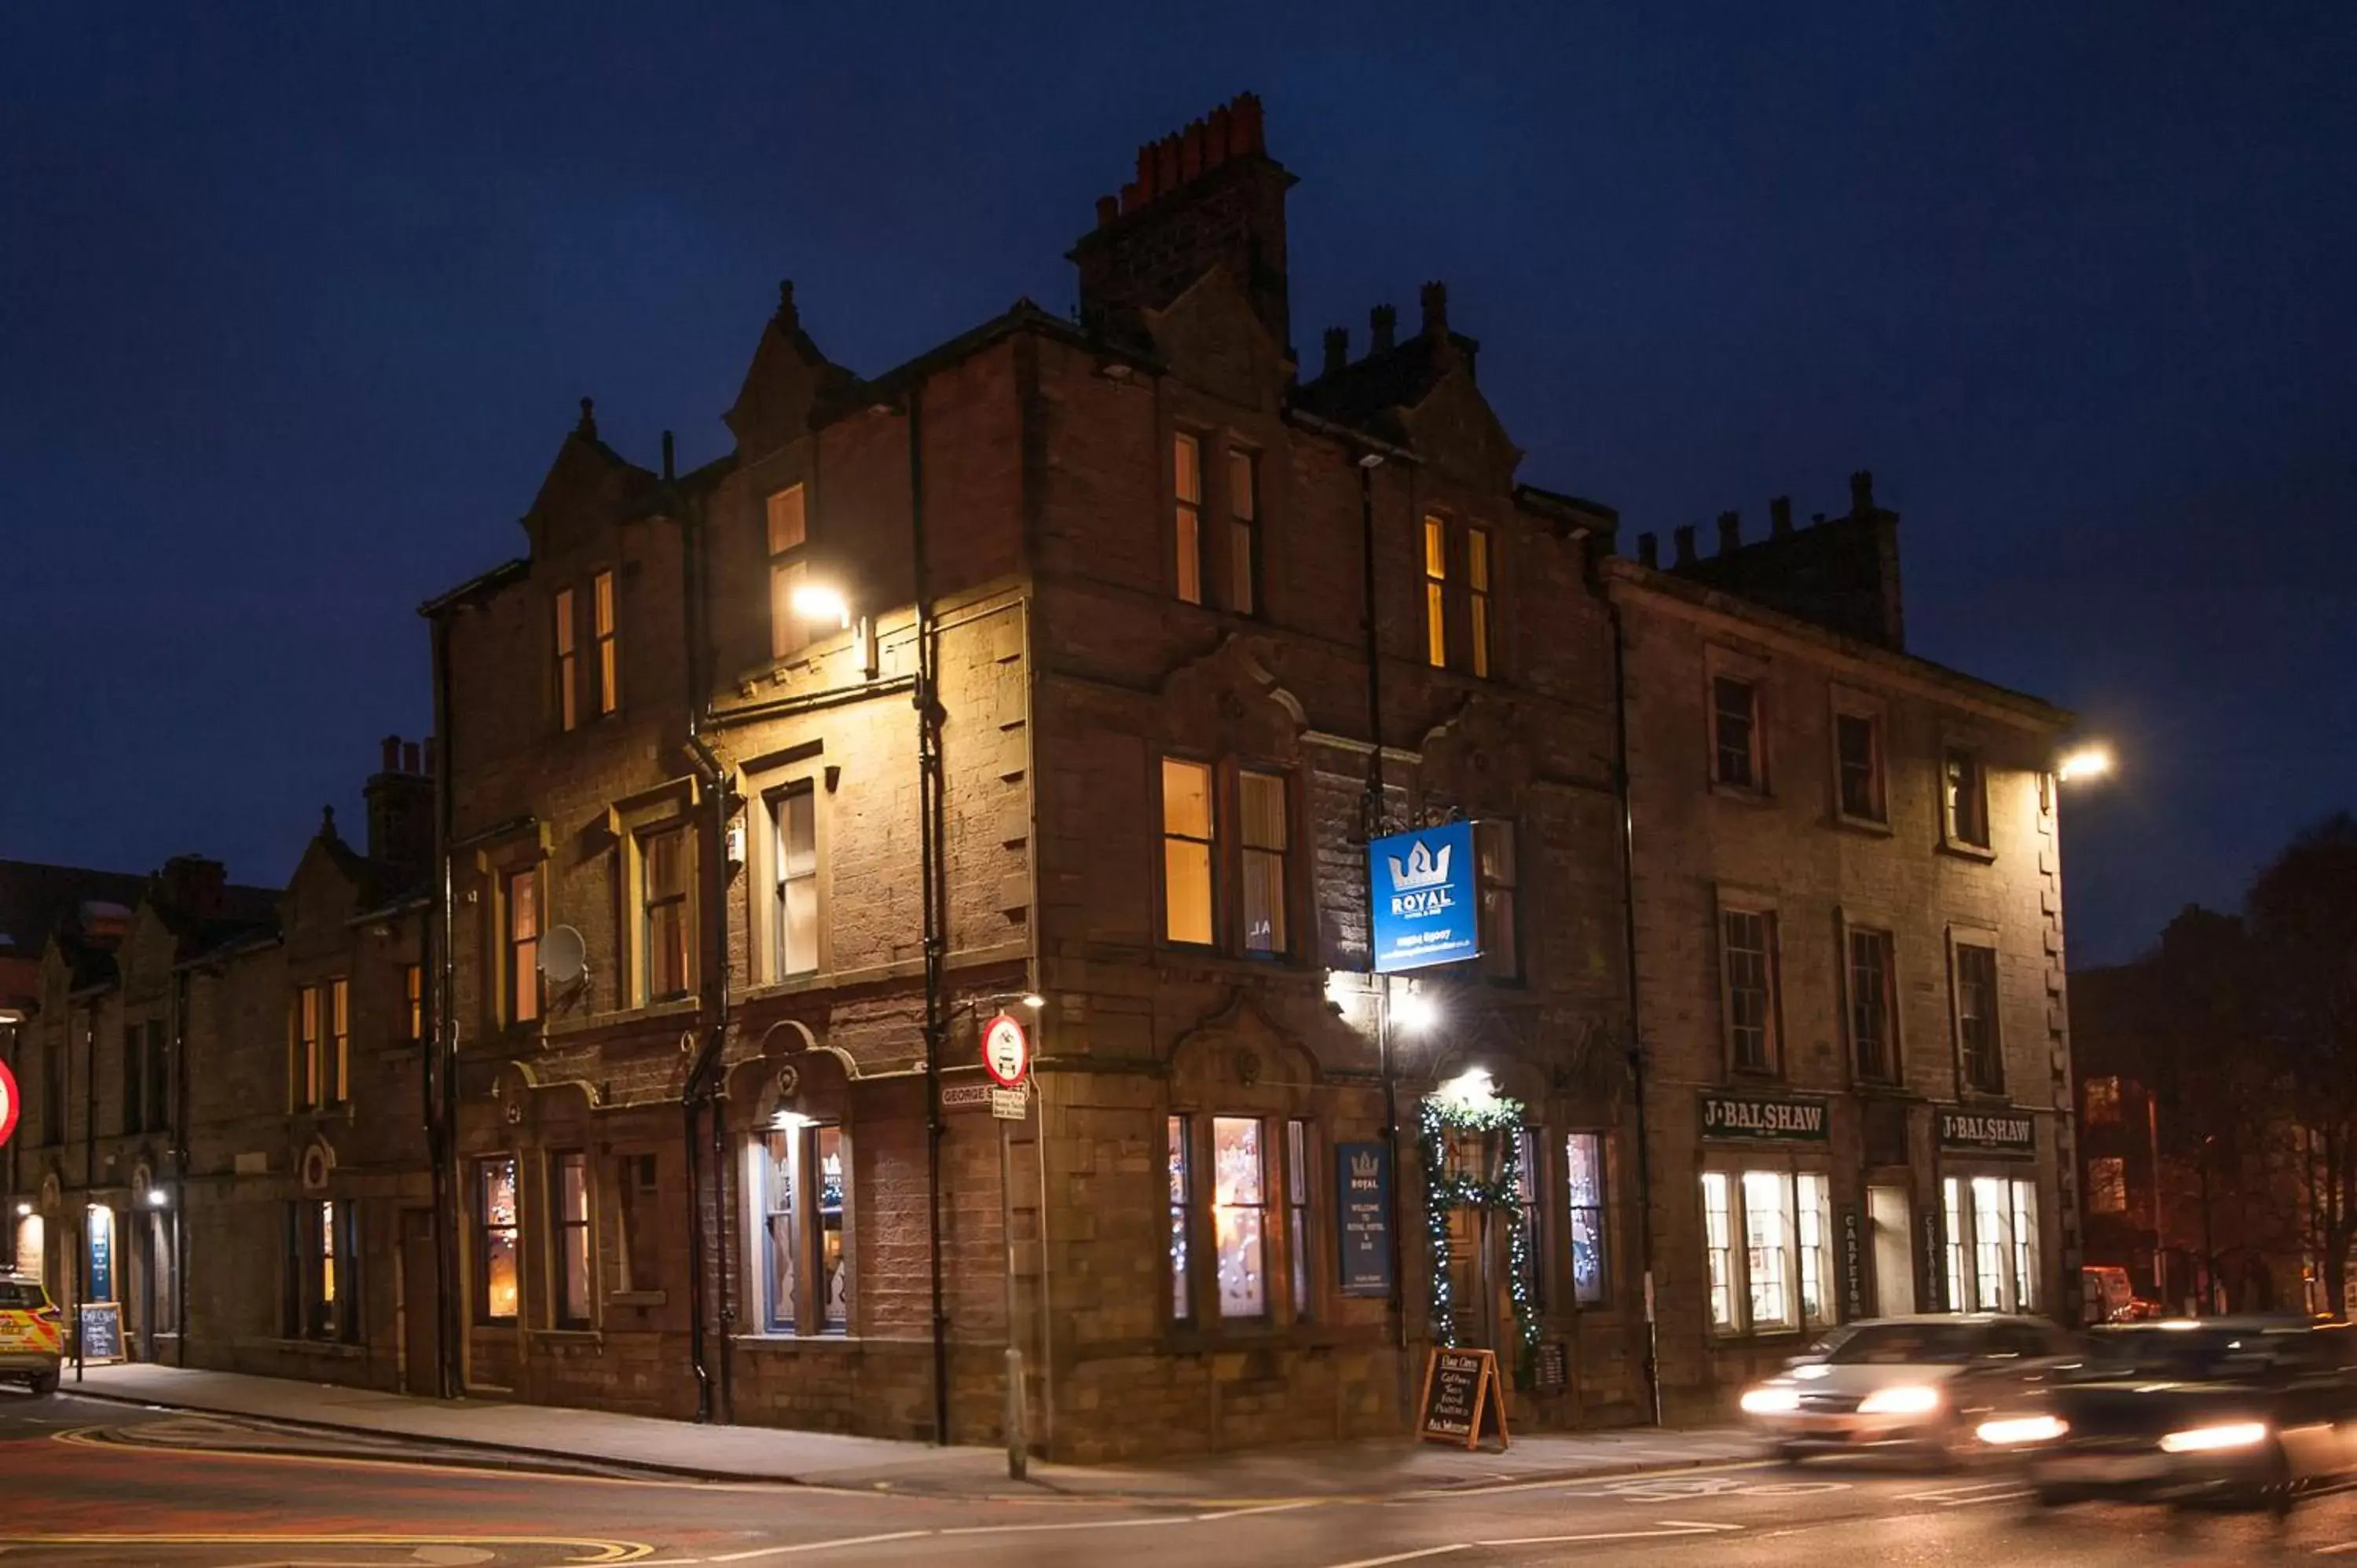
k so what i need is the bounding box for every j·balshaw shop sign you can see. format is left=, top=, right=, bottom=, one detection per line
left=1938, top=1109, right=2037, bottom=1156
left=1699, top=1092, right=1831, bottom=1143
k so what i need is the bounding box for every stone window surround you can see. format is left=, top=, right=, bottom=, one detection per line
left=730, top=1047, right=856, bottom=1343
left=1166, top=418, right=1266, bottom=617
left=1826, top=681, right=1892, bottom=832
left=1714, top=885, right=1785, bottom=1081
left=1945, top=924, right=2007, bottom=1101
left=1703, top=643, right=1773, bottom=799
left=1164, top=1104, right=1323, bottom=1339
left=594, top=775, right=702, bottom=1015
left=1417, top=509, right=1502, bottom=683
left=469, top=826, right=551, bottom=1035
left=1937, top=731, right=1998, bottom=862
left=1835, top=907, right=1905, bottom=1090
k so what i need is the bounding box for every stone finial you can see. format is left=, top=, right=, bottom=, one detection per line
left=1850, top=469, right=1875, bottom=513
left=1770, top=496, right=1793, bottom=537
left=1321, top=326, right=1348, bottom=379
left=1637, top=532, right=1659, bottom=568
left=776, top=279, right=799, bottom=329
left=1673, top=524, right=1697, bottom=566
left=576, top=397, right=596, bottom=438
left=1420, top=280, right=1449, bottom=339
left=1717, top=510, right=1742, bottom=553
left=321, top=804, right=338, bottom=839
left=1369, top=303, right=1398, bottom=354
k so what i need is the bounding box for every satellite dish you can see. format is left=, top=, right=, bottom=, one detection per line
left=541, top=925, right=588, bottom=986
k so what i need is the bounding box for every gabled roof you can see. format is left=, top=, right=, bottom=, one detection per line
left=1292, top=328, right=1483, bottom=446
left=0, top=859, right=150, bottom=968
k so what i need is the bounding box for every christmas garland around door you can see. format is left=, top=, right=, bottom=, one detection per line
left=1418, top=1090, right=1542, bottom=1387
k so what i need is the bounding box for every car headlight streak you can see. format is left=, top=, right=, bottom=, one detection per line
left=1857, top=1384, right=1943, bottom=1416
left=1739, top=1386, right=1800, bottom=1414
left=2157, top=1421, right=2270, bottom=1454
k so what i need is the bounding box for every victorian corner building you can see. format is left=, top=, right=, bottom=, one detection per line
left=2, top=96, right=2079, bottom=1460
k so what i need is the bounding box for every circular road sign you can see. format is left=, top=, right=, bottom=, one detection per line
left=0, top=1058, right=16, bottom=1149
left=981, top=1013, right=1031, bottom=1089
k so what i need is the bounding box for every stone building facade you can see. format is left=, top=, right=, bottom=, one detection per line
left=9, top=745, right=434, bottom=1388
left=416, top=93, right=2080, bottom=1460
left=1609, top=496, right=2078, bottom=1410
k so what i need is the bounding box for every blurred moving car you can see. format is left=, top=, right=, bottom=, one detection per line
left=1739, top=1314, right=2080, bottom=1463
left=2001, top=1316, right=2357, bottom=1513
left=0, top=1273, right=63, bottom=1395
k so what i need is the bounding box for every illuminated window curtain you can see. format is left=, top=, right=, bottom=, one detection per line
left=1173, top=434, right=1203, bottom=604
left=1567, top=1132, right=1607, bottom=1306
left=1702, top=1172, right=1736, bottom=1332
left=1970, top=1176, right=2011, bottom=1312
left=775, top=787, right=819, bottom=978
left=1421, top=516, right=1448, bottom=668
left=1160, top=759, right=1215, bottom=945
left=641, top=827, right=691, bottom=1002
left=1239, top=769, right=1289, bottom=957
left=1212, top=1116, right=1267, bottom=1318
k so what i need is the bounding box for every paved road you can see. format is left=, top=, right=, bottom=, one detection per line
left=5, top=1388, right=2355, bottom=1565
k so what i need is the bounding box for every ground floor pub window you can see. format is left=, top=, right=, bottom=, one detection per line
left=1940, top=1174, right=2039, bottom=1313
left=1566, top=1132, right=1608, bottom=1306
left=1702, top=1167, right=1835, bottom=1336
left=1211, top=1116, right=1267, bottom=1319
left=753, top=1118, right=849, bottom=1335
left=475, top=1156, right=519, bottom=1323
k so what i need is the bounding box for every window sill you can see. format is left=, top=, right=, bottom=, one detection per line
left=543, top=997, right=698, bottom=1040
left=608, top=1290, right=667, bottom=1309
left=1831, top=813, right=1894, bottom=838
left=1937, top=840, right=1997, bottom=865
left=731, top=1331, right=854, bottom=1346
left=532, top=1328, right=602, bottom=1344
left=1708, top=780, right=1774, bottom=806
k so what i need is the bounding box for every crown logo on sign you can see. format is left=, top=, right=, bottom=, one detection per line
left=1351, top=1150, right=1380, bottom=1180
left=1387, top=837, right=1451, bottom=892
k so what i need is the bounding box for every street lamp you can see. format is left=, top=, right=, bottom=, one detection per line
left=2058, top=743, right=2114, bottom=784
left=1393, top=985, right=1439, bottom=1034
left=790, top=581, right=878, bottom=679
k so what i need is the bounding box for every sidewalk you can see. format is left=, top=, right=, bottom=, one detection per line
left=61, top=1362, right=1761, bottom=1500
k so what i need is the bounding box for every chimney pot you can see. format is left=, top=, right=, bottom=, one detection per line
left=380, top=735, right=401, bottom=773
left=661, top=430, right=675, bottom=482
left=1419, top=280, right=1449, bottom=339
left=402, top=740, right=422, bottom=775
left=1154, top=135, right=1181, bottom=198
left=1637, top=532, right=1659, bottom=568
left=1673, top=525, right=1697, bottom=566
left=1369, top=303, right=1397, bottom=354
left=1321, top=326, right=1348, bottom=379
left=1095, top=193, right=1117, bottom=228
left=1181, top=119, right=1204, bottom=181
left=1233, top=92, right=1264, bottom=154
left=1208, top=104, right=1233, bottom=167
left=1850, top=469, right=1875, bottom=513
left=1717, top=510, right=1742, bottom=553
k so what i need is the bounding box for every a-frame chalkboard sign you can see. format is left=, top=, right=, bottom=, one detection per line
left=1416, top=1346, right=1509, bottom=1452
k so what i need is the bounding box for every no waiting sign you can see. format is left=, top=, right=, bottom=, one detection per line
left=981, top=1013, right=1031, bottom=1089
left=0, top=1059, right=16, bottom=1149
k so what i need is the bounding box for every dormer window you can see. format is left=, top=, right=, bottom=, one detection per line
left=768, top=484, right=810, bottom=661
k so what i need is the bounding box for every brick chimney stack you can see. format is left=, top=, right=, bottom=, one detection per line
left=366, top=734, right=435, bottom=885
left=1770, top=496, right=1794, bottom=537
left=1673, top=525, right=1697, bottom=566
left=1071, top=92, right=1297, bottom=352
left=1637, top=532, right=1659, bottom=568
left=1717, top=510, right=1742, bottom=553
left=1321, top=326, right=1348, bottom=379
left=1419, top=280, right=1448, bottom=339
left=1369, top=304, right=1397, bottom=354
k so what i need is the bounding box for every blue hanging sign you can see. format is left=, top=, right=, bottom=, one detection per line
left=1369, top=820, right=1480, bottom=973
left=1335, top=1141, right=1394, bottom=1298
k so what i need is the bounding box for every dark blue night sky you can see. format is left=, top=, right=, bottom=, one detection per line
left=5, top=3, right=2352, bottom=963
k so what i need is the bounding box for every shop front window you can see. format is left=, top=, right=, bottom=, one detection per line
left=1743, top=1171, right=1794, bottom=1332
left=1796, top=1173, right=1833, bottom=1328
left=1702, top=1173, right=1736, bottom=1332
left=1706, top=1166, right=1835, bottom=1335
left=760, top=1129, right=798, bottom=1332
